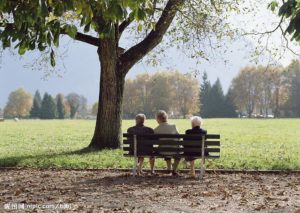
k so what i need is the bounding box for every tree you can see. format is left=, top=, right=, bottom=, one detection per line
left=30, top=90, right=42, bottom=118
left=123, top=71, right=199, bottom=118
left=231, top=66, right=260, bottom=117
left=273, top=1, right=300, bottom=42
left=169, top=71, right=199, bottom=117
left=56, top=93, right=65, bottom=119
left=284, top=60, right=300, bottom=117
left=4, top=88, right=32, bottom=118
left=64, top=100, right=71, bottom=118
left=66, top=93, right=81, bottom=119
left=0, top=0, right=238, bottom=149
left=77, top=95, right=88, bottom=118
left=223, top=88, right=237, bottom=118
left=123, top=74, right=153, bottom=118
left=205, top=78, right=226, bottom=118
left=40, top=93, right=57, bottom=119
left=199, top=72, right=211, bottom=117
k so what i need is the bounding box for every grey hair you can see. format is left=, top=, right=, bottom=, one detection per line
left=190, top=116, right=203, bottom=126
left=156, top=110, right=168, bottom=122
left=135, top=114, right=146, bottom=124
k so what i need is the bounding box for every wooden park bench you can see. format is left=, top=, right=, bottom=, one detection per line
left=123, top=133, right=220, bottom=179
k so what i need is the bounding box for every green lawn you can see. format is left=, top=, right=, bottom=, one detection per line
left=0, top=119, right=299, bottom=170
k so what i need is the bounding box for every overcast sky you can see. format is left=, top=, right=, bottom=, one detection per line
left=1, top=1, right=299, bottom=109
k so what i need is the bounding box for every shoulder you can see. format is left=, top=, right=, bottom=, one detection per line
left=144, top=126, right=154, bottom=133
left=127, top=126, right=135, bottom=133
left=201, top=128, right=207, bottom=134
left=185, top=129, right=193, bottom=134
left=170, top=124, right=179, bottom=134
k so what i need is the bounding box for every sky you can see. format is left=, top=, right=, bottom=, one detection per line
left=0, top=1, right=299, bottom=109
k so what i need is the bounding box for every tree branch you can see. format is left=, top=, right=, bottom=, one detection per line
left=119, top=18, right=132, bottom=37
left=1, top=22, right=101, bottom=47
left=61, top=30, right=100, bottom=47
left=119, top=0, right=185, bottom=73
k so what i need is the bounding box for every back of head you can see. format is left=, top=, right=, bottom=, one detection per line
left=156, top=110, right=168, bottom=123
left=190, top=116, right=203, bottom=127
left=135, top=113, right=146, bottom=125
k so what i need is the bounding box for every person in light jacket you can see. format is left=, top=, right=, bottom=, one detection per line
left=154, top=110, right=181, bottom=176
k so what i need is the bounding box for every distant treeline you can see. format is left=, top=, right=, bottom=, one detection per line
left=1, top=90, right=89, bottom=119
left=1, top=60, right=300, bottom=119
left=229, top=60, right=300, bottom=118
left=122, top=71, right=236, bottom=119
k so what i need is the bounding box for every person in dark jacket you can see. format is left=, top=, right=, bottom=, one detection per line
left=185, top=116, right=207, bottom=178
left=127, top=114, right=155, bottom=175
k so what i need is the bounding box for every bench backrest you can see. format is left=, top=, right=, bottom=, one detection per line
left=123, top=133, right=220, bottom=158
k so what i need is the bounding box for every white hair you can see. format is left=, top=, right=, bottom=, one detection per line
left=156, top=110, right=168, bottom=122
left=190, top=116, right=203, bottom=126
left=135, top=114, right=146, bottom=124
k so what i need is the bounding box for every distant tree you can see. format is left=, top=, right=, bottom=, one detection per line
left=78, top=95, right=88, bottom=118
left=231, top=65, right=287, bottom=117
left=30, top=90, right=42, bottom=118
left=0, top=108, right=3, bottom=118
left=40, top=93, right=57, bottom=119
left=284, top=60, right=300, bottom=117
left=92, top=102, right=98, bottom=116
left=148, top=73, right=173, bottom=115
left=4, top=88, right=32, bottom=118
left=223, top=88, right=237, bottom=118
left=56, top=94, right=65, bottom=119
left=123, top=71, right=199, bottom=118
left=66, top=93, right=81, bottom=119
left=231, top=66, right=260, bottom=117
left=289, top=72, right=300, bottom=117
left=128, top=74, right=153, bottom=118
left=64, top=100, right=71, bottom=118
left=170, top=71, right=199, bottom=117
left=205, top=78, right=226, bottom=118
left=199, top=72, right=212, bottom=118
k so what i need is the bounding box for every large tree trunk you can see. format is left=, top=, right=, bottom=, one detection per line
left=89, top=39, right=125, bottom=149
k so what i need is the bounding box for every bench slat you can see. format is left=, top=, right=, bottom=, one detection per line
left=123, top=147, right=220, bottom=153
left=123, top=133, right=220, bottom=139
left=123, top=154, right=220, bottom=158
left=123, top=140, right=220, bottom=146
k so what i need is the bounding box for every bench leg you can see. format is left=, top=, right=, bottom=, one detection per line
left=133, top=156, right=138, bottom=176
left=200, top=135, right=206, bottom=179
left=133, top=135, right=137, bottom=177
left=200, top=158, right=205, bottom=179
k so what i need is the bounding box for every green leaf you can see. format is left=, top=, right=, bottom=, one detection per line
left=83, top=22, right=91, bottom=33
left=38, top=42, right=47, bottom=51
left=137, top=9, right=146, bottom=21
left=137, top=23, right=143, bottom=32
left=18, top=46, right=27, bottom=55
left=50, top=49, right=55, bottom=67
left=65, top=25, right=77, bottom=39
left=268, top=1, right=279, bottom=12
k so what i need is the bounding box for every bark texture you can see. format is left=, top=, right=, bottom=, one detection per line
left=89, top=39, right=125, bottom=149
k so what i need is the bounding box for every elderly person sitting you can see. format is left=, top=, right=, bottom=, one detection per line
left=127, top=114, right=155, bottom=175
left=184, top=116, right=207, bottom=178
left=154, top=110, right=181, bottom=176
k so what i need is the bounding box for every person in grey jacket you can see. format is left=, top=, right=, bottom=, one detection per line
left=154, top=110, right=181, bottom=176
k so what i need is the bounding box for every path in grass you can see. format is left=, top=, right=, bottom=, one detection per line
left=0, top=169, right=299, bottom=212
left=0, top=119, right=299, bottom=170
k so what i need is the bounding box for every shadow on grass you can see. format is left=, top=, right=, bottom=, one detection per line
left=0, top=146, right=102, bottom=168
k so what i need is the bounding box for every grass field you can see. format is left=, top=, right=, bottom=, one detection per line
left=0, top=119, right=299, bottom=170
